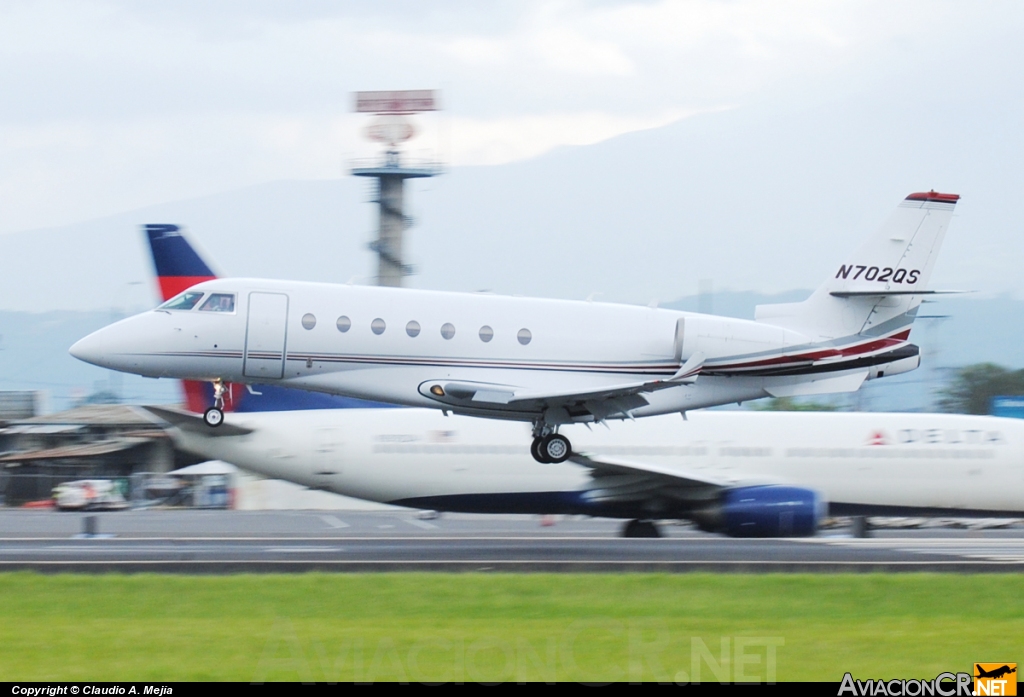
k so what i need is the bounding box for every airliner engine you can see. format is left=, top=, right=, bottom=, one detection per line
left=689, top=485, right=823, bottom=537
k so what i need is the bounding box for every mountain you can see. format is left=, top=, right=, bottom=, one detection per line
left=1, top=66, right=1022, bottom=312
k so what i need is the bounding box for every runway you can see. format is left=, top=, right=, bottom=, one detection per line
left=1, top=509, right=1023, bottom=572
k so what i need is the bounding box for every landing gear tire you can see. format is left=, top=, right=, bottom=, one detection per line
left=622, top=519, right=661, bottom=538
left=539, top=434, right=571, bottom=463
left=530, top=437, right=550, bottom=463
left=203, top=407, right=224, bottom=428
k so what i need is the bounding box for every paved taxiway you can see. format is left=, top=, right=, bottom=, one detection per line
left=1, top=509, right=1022, bottom=572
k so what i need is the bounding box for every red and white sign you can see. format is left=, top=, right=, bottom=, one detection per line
left=365, top=116, right=416, bottom=146
left=354, top=90, right=438, bottom=114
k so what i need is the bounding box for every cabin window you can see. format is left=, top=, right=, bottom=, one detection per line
left=371, top=318, right=386, bottom=335
left=301, top=313, right=316, bottom=330
left=440, top=323, right=456, bottom=340
left=406, top=320, right=421, bottom=337
left=337, top=316, right=351, bottom=333
left=517, top=328, right=532, bottom=345
left=158, top=291, right=204, bottom=311
left=197, top=293, right=236, bottom=313
left=479, top=325, right=494, bottom=342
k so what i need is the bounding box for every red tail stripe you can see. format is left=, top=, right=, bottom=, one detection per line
left=157, top=276, right=217, bottom=302
left=905, top=191, right=959, bottom=203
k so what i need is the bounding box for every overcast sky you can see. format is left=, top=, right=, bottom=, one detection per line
left=3, top=0, right=1021, bottom=237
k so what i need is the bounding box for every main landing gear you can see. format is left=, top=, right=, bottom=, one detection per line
left=530, top=424, right=572, bottom=464
left=203, top=379, right=227, bottom=428
left=621, top=519, right=662, bottom=538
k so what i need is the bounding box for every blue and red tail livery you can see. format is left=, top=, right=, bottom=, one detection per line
left=143, top=223, right=395, bottom=414
left=146, top=224, right=218, bottom=300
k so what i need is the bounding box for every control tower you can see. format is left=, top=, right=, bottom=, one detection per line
left=351, top=90, right=442, bottom=287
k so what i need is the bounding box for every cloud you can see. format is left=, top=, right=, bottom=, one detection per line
left=0, top=0, right=1017, bottom=234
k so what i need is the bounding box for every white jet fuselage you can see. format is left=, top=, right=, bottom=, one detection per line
left=71, top=192, right=958, bottom=430
left=74, top=280, right=916, bottom=423
left=165, top=408, right=1024, bottom=518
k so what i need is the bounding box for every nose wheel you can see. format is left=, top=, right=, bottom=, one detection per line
left=203, top=407, right=224, bottom=427
left=531, top=433, right=571, bottom=463
left=204, top=379, right=227, bottom=428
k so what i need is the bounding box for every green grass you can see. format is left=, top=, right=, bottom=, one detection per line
left=0, top=572, right=1019, bottom=682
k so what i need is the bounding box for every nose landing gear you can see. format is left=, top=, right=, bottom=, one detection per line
left=203, top=379, right=227, bottom=427
left=530, top=423, right=572, bottom=464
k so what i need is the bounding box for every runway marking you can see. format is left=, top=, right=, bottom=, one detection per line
left=263, top=547, right=343, bottom=553
left=18, top=545, right=194, bottom=553
left=802, top=537, right=1024, bottom=562
left=402, top=517, right=438, bottom=530
left=320, top=515, right=348, bottom=529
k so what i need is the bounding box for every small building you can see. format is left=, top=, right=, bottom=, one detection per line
left=0, top=390, right=43, bottom=422
left=0, top=404, right=201, bottom=506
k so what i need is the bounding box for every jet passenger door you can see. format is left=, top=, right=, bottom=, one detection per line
left=244, top=292, right=289, bottom=379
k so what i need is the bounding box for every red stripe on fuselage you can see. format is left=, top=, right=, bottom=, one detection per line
left=157, top=276, right=216, bottom=302
left=708, top=332, right=912, bottom=372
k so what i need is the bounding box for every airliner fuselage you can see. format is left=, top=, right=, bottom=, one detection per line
left=156, top=408, right=1024, bottom=536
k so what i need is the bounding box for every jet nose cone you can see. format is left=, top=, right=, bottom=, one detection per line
left=69, top=329, right=113, bottom=368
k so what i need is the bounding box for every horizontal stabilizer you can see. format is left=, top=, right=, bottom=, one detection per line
left=829, top=290, right=968, bottom=298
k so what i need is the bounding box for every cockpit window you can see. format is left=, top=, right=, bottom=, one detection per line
left=198, top=293, right=236, bottom=313
left=158, top=291, right=205, bottom=311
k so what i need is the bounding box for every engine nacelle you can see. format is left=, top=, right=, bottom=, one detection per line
left=866, top=346, right=920, bottom=380
left=676, top=316, right=811, bottom=364
left=690, top=485, right=823, bottom=538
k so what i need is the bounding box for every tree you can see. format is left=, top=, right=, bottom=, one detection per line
left=937, top=363, right=1024, bottom=414
left=751, top=397, right=839, bottom=412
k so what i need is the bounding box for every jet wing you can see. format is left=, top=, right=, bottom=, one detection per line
left=569, top=451, right=728, bottom=504
left=136, top=405, right=254, bottom=437
left=426, top=353, right=705, bottom=421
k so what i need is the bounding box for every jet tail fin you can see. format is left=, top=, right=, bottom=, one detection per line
left=755, top=191, right=959, bottom=340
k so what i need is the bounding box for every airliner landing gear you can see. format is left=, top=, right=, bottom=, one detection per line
left=621, top=519, right=661, bottom=538
left=530, top=424, right=572, bottom=464
left=204, top=379, right=227, bottom=428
